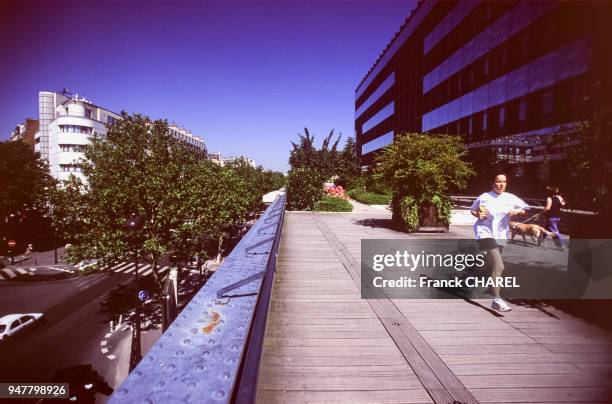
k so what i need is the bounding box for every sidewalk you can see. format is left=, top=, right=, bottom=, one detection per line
left=1, top=246, right=66, bottom=267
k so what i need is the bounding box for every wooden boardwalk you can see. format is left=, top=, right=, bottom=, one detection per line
left=257, top=212, right=612, bottom=403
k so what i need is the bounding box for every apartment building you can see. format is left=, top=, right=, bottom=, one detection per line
left=35, top=89, right=207, bottom=182
left=355, top=1, right=611, bottom=186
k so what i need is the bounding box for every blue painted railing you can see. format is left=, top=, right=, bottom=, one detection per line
left=109, top=194, right=286, bottom=404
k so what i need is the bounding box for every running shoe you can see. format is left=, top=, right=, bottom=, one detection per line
left=491, top=299, right=512, bottom=312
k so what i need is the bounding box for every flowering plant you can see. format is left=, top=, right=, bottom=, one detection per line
left=324, top=184, right=348, bottom=200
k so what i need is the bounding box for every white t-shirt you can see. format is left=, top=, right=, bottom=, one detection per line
left=470, top=191, right=529, bottom=240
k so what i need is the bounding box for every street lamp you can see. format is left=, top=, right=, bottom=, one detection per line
left=125, top=213, right=141, bottom=281
left=125, top=213, right=142, bottom=371
left=43, top=187, right=58, bottom=264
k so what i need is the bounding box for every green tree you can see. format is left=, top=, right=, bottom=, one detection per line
left=288, top=128, right=341, bottom=180
left=336, top=136, right=361, bottom=187
left=0, top=140, right=56, bottom=253
left=286, top=168, right=326, bottom=211
left=224, top=157, right=286, bottom=212
left=375, top=133, right=474, bottom=231
left=568, top=77, right=612, bottom=216
left=51, top=112, right=250, bottom=288
left=287, top=128, right=341, bottom=210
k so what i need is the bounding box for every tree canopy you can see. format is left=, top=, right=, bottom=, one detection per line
left=0, top=140, right=55, bottom=222
left=224, top=157, right=285, bottom=212
left=375, top=133, right=474, bottom=201
left=51, top=112, right=250, bottom=288
left=0, top=140, right=55, bottom=254
left=287, top=128, right=361, bottom=210
left=568, top=76, right=612, bottom=215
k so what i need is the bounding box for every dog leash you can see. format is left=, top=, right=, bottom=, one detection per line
left=517, top=211, right=541, bottom=225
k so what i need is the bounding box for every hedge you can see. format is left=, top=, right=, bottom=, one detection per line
left=313, top=196, right=353, bottom=212
left=347, top=189, right=391, bottom=205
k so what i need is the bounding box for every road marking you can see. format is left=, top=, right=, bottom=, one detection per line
left=101, top=347, right=109, bottom=354
left=114, top=263, right=133, bottom=272
left=15, top=268, right=27, bottom=275
left=105, top=333, right=112, bottom=338
left=2, top=269, right=17, bottom=278
left=100, top=340, right=107, bottom=346
left=112, top=262, right=128, bottom=270
left=48, top=266, right=75, bottom=273
left=123, top=264, right=137, bottom=274
left=30, top=267, right=37, bottom=272
left=137, top=264, right=152, bottom=274
left=107, top=354, right=116, bottom=360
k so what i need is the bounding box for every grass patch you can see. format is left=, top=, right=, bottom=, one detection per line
left=314, top=196, right=353, bottom=212
left=347, top=189, right=391, bottom=205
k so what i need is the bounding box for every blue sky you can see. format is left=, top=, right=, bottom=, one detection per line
left=0, top=0, right=416, bottom=172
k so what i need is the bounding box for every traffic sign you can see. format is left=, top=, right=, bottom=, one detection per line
left=7, top=240, right=16, bottom=248
left=138, top=290, right=150, bottom=301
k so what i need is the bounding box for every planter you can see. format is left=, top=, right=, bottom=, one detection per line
left=418, top=203, right=448, bottom=232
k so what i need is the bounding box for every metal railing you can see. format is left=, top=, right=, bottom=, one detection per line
left=450, top=195, right=595, bottom=215
left=109, top=193, right=286, bottom=404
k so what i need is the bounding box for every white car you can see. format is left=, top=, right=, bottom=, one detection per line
left=0, top=313, right=44, bottom=341
left=78, top=259, right=99, bottom=271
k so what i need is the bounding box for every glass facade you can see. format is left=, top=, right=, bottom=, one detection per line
left=362, top=101, right=394, bottom=133
left=354, top=0, right=609, bottom=181
left=361, top=131, right=393, bottom=155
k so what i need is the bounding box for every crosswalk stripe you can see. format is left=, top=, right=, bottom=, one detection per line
left=122, top=264, right=137, bottom=274
left=137, top=264, right=152, bottom=274
left=112, top=262, right=128, bottom=270
left=141, top=268, right=153, bottom=276
left=114, top=262, right=133, bottom=272
left=2, top=269, right=17, bottom=278
left=15, top=268, right=28, bottom=275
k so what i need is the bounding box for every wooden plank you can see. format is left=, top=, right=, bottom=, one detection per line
left=544, top=343, right=612, bottom=354
left=259, top=365, right=414, bottom=377
left=256, top=389, right=433, bottom=404
left=433, top=344, right=550, bottom=355
left=263, top=338, right=397, bottom=347
left=265, top=330, right=389, bottom=339
left=262, top=345, right=400, bottom=357
left=470, top=387, right=612, bottom=402
left=448, top=363, right=580, bottom=376
left=261, top=355, right=409, bottom=367
left=440, top=353, right=560, bottom=365
left=426, top=336, right=537, bottom=346
left=258, top=375, right=423, bottom=391
left=459, top=373, right=612, bottom=389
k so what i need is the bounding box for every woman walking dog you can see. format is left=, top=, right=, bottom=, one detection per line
left=543, top=186, right=565, bottom=247
left=470, top=173, right=529, bottom=312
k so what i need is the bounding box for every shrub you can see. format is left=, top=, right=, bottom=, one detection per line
left=314, top=196, right=353, bottom=212
left=376, top=133, right=474, bottom=231
left=400, top=195, right=419, bottom=233
left=347, top=189, right=391, bottom=205
left=286, top=168, right=326, bottom=211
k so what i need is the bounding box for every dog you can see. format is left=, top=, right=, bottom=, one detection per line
left=509, top=221, right=557, bottom=246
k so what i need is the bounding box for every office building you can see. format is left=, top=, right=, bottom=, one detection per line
left=36, top=89, right=207, bottom=182
left=355, top=1, right=611, bottom=186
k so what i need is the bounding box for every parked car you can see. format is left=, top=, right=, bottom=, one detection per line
left=78, top=259, right=99, bottom=272
left=0, top=313, right=44, bottom=342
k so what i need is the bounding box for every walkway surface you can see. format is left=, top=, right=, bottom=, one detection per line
left=257, top=211, right=612, bottom=403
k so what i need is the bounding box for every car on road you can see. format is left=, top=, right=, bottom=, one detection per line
left=0, top=313, right=44, bottom=342
left=78, top=259, right=99, bottom=272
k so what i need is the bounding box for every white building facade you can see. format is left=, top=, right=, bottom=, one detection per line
left=36, top=90, right=122, bottom=182
left=35, top=90, right=207, bottom=182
